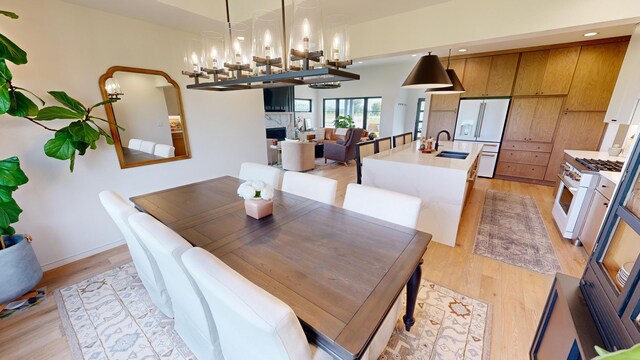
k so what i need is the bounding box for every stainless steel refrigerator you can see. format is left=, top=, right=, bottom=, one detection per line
left=454, top=98, right=510, bottom=177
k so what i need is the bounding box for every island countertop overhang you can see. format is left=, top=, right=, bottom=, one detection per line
left=364, top=141, right=484, bottom=171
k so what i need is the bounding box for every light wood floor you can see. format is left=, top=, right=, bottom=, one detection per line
left=0, top=161, right=588, bottom=360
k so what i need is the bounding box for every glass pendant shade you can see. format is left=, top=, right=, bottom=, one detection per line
left=104, top=78, right=121, bottom=95
left=184, top=38, right=204, bottom=72
left=252, top=10, right=282, bottom=60
left=426, top=69, right=466, bottom=94
left=201, top=31, right=224, bottom=69
left=225, top=22, right=252, bottom=65
left=402, top=53, right=452, bottom=89
left=325, top=14, right=349, bottom=61
left=290, top=0, right=324, bottom=53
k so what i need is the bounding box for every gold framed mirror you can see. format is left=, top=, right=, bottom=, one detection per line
left=99, top=66, right=191, bottom=169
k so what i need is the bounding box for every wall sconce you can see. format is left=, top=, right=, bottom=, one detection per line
left=105, top=78, right=123, bottom=101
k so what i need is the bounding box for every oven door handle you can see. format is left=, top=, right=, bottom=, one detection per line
left=557, top=175, right=578, bottom=194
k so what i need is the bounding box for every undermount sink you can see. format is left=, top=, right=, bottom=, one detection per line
left=436, top=150, right=469, bottom=160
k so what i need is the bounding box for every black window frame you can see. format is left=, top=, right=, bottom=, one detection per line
left=322, top=96, right=382, bottom=129
left=294, top=98, right=312, bottom=113
left=415, top=98, right=426, bottom=139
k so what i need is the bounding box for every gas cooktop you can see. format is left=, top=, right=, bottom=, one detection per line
left=575, top=158, right=624, bottom=172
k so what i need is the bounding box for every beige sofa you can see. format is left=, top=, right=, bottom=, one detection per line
left=281, top=141, right=315, bottom=171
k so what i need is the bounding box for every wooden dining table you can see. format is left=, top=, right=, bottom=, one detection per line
left=130, top=176, right=431, bottom=359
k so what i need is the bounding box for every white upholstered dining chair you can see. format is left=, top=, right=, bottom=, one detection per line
left=239, top=162, right=282, bottom=188
left=98, top=191, right=173, bottom=318
left=343, top=183, right=423, bottom=359
left=182, top=247, right=333, bottom=360
left=154, top=144, right=175, bottom=158
left=128, top=138, right=143, bottom=150
left=281, top=171, right=338, bottom=205
left=128, top=213, right=223, bottom=360
left=139, top=140, right=156, bottom=154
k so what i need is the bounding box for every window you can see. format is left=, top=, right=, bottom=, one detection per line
left=294, top=98, right=312, bottom=113
left=415, top=98, right=426, bottom=139
left=322, top=97, right=382, bottom=130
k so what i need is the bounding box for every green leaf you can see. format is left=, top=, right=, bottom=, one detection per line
left=35, top=106, right=84, bottom=120
left=0, top=198, right=22, bottom=230
left=1, top=225, right=16, bottom=236
left=89, top=99, right=115, bottom=110
left=8, top=90, right=38, bottom=117
left=87, top=119, right=115, bottom=145
left=14, top=87, right=45, bottom=105
left=73, top=141, right=89, bottom=156
left=0, top=33, right=27, bottom=65
left=0, top=59, right=12, bottom=81
left=0, top=185, right=16, bottom=202
left=48, top=91, right=87, bottom=114
left=0, top=11, right=18, bottom=19
left=69, top=153, right=75, bottom=172
left=0, top=82, right=9, bottom=114
left=0, top=156, right=28, bottom=187
left=68, top=120, right=99, bottom=144
left=44, top=128, right=76, bottom=160
left=89, top=116, right=124, bottom=131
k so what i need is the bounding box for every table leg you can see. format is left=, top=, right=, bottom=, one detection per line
left=403, top=259, right=423, bottom=331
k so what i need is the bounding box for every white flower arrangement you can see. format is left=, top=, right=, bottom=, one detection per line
left=237, top=180, right=274, bottom=201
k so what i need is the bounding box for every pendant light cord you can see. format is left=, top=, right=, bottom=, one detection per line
left=447, top=49, right=451, bottom=69
left=225, top=0, right=232, bottom=54
left=281, top=0, right=288, bottom=69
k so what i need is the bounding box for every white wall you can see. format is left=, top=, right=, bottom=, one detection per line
left=295, top=62, right=424, bottom=136
left=112, top=72, right=173, bottom=146
left=0, top=0, right=267, bottom=270
left=348, top=0, right=640, bottom=59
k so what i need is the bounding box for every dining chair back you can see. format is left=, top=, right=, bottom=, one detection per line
left=139, top=140, right=156, bottom=154
left=392, top=134, right=404, bottom=148
left=239, top=162, right=282, bottom=189
left=129, top=213, right=223, bottom=360
left=343, top=183, right=422, bottom=228
left=403, top=132, right=414, bottom=144
left=355, top=140, right=376, bottom=184
left=128, top=138, right=143, bottom=150
left=282, top=171, right=338, bottom=205
left=154, top=144, right=175, bottom=158
left=182, top=247, right=331, bottom=360
left=375, top=137, right=392, bottom=153
left=98, top=191, right=173, bottom=317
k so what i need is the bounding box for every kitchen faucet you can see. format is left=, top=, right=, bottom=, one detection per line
left=435, top=130, right=451, bottom=151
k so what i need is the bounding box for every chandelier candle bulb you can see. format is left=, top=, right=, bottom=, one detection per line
left=302, top=18, right=310, bottom=51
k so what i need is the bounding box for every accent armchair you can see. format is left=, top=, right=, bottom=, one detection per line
left=323, top=128, right=364, bottom=165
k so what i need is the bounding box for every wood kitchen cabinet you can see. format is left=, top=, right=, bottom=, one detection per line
left=503, top=96, right=564, bottom=143
left=513, top=47, right=580, bottom=96
left=565, top=42, right=629, bottom=111
left=461, top=54, right=519, bottom=98
left=579, top=184, right=611, bottom=255
left=425, top=111, right=457, bottom=139
left=430, top=59, right=466, bottom=111
left=544, top=112, right=607, bottom=182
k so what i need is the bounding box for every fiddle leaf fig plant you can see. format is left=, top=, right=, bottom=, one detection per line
left=333, top=115, right=355, bottom=129
left=0, top=10, right=119, bottom=236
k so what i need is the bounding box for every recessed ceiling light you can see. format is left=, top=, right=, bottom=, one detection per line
left=583, top=32, right=598, bottom=37
left=411, top=54, right=417, bottom=57
left=458, top=48, right=468, bottom=52
left=357, top=61, right=363, bottom=64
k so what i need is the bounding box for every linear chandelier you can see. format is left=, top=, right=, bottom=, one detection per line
left=182, top=0, right=359, bottom=91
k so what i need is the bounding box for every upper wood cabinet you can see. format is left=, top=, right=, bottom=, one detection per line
left=565, top=42, right=629, bottom=111
left=430, top=58, right=466, bottom=112
left=461, top=54, right=519, bottom=98
left=504, top=96, right=564, bottom=143
left=513, top=47, right=580, bottom=96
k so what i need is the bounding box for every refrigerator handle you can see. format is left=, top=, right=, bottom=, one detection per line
left=474, top=103, right=484, bottom=138
left=476, top=102, right=487, bottom=139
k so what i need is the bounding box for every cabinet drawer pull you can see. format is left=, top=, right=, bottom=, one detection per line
left=604, top=203, right=609, bottom=206
left=601, top=185, right=607, bottom=188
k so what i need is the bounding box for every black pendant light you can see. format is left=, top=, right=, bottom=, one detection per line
left=426, top=49, right=466, bottom=94
left=402, top=51, right=452, bottom=89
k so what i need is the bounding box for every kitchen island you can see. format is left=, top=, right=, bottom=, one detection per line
left=362, top=141, right=484, bottom=247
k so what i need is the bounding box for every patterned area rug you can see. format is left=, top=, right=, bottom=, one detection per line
left=56, top=263, right=491, bottom=360
left=473, top=190, right=562, bottom=275
left=55, top=263, right=195, bottom=360
left=382, top=281, right=491, bottom=360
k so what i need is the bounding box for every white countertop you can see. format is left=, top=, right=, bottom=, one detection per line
left=365, top=141, right=484, bottom=171
left=600, top=171, right=623, bottom=185
left=564, top=149, right=626, bottom=163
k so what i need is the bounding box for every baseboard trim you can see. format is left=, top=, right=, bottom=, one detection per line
left=41, top=239, right=126, bottom=272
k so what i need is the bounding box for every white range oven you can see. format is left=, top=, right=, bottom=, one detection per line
left=552, top=155, right=599, bottom=243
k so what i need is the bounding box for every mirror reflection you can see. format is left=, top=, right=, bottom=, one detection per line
left=99, top=66, right=190, bottom=168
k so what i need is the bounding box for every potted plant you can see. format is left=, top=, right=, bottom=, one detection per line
left=237, top=180, right=275, bottom=219
left=0, top=10, right=116, bottom=303
left=333, top=115, right=355, bottom=129
left=594, top=344, right=640, bottom=359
